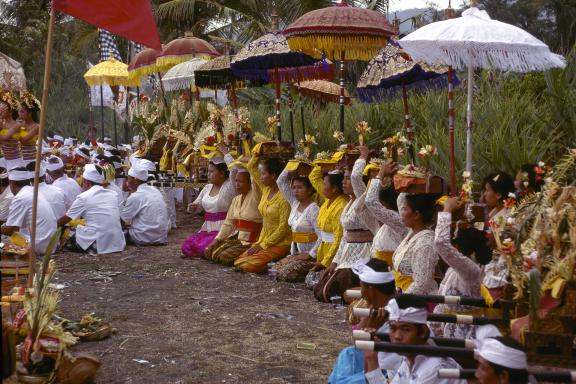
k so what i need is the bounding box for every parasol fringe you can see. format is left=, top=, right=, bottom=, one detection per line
left=286, top=35, right=387, bottom=61
left=156, top=54, right=214, bottom=68
left=357, top=74, right=460, bottom=103
left=399, top=41, right=567, bottom=72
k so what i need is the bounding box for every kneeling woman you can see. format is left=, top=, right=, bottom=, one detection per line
left=205, top=164, right=263, bottom=265
left=234, top=156, right=291, bottom=273
left=275, top=166, right=320, bottom=282
left=180, top=153, right=236, bottom=258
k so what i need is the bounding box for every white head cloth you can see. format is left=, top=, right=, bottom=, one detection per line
left=8, top=169, right=31, bottom=181
left=45, top=156, right=64, bottom=171
left=138, top=159, right=156, bottom=173
left=64, top=138, right=73, bottom=146
left=128, top=165, right=149, bottom=182
left=59, top=146, right=71, bottom=157
left=352, top=262, right=395, bottom=285
left=385, top=298, right=428, bottom=325
left=53, top=135, right=64, bottom=143
left=478, top=338, right=527, bottom=370
left=74, top=148, right=90, bottom=160
left=83, top=164, right=104, bottom=184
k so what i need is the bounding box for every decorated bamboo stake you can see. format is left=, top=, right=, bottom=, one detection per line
left=113, top=98, right=118, bottom=145
left=231, top=81, right=238, bottom=117
left=352, top=330, right=476, bottom=349
left=355, top=341, right=477, bottom=361
left=29, top=8, right=56, bottom=286
left=448, top=66, right=456, bottom=195
left=274, top=66, right=282, bottom=140
left=339, top=50, right=345, bottom=134
left=296, top=69, right=305, bottom=136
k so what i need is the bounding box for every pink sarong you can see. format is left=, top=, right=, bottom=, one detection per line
left=180, top=212, right=227, bottom=258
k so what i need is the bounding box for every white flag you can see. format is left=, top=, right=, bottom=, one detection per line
left=87, top=61, right=114, bottom=107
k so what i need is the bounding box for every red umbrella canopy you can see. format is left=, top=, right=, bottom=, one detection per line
left=127, top=47, right=166, bottom=81
left=283, top=0, right=395, bottom=61
left=157, top=34, right=220, bottom=67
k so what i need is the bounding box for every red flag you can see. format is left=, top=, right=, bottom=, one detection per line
left=53, top=0, right=161, bottom=50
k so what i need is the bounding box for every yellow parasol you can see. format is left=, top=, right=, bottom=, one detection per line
left=83, top=58, right=140, bottom=87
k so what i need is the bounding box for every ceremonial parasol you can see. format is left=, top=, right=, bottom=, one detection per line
left=194, top=54, right=243, bottom=114
left=84, top=58, right=140, bottom=144
left=296, top=80, right=351, bottom=105
left=156, top=33, right=220, bottom=68
left=161, top=58, right=207, bottom=92
left=399, top=6, right=566, bottom=175
left=127, top=47, right=165, bottom=81
left=284, top=0, right=395, bottom=133
left=231, top=25, right=328, bottom=142
left=0, top=52, right=26, bottom=90
left=357, top=41, right=458, bottom=189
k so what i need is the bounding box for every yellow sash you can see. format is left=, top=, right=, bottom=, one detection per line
left=374, top=250, right=394, bottom=266
left=292, top=232, right=318, bottom=243
left=393, top=270, right=414, bottom=292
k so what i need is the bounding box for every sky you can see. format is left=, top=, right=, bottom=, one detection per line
left=388, top=0, right=467, bottom=12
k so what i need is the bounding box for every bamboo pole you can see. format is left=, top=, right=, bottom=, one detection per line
left=339, top=51, right=345, bottom=133
left=274, top=67, right=282, bottom=141
left=28, top=8, right=56, bottom=287
left=448, top=66, right=456, bottom=195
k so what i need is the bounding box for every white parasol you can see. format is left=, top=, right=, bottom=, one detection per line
left=0, top=52, right=27, bottom=90
left=399, top=7, right=566, bottom=174
left=161, top=58, right=207, bottom=92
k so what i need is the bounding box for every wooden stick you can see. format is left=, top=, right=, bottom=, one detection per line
left=28, top=8, right=56, bottom=287
left=438, top=369, right=576, bottom=382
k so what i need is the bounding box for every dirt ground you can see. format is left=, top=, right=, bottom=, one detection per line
left=53, top=208, right=350, bottom=384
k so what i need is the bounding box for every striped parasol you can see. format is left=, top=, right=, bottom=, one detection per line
left=156, top=33, right=220, bottom=68
left=296, top=80, right=351, bottom=105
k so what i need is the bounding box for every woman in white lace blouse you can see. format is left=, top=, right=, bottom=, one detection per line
left=275, top=168, right=321, bottom=282
left=433, top=197, right=493, bottom=338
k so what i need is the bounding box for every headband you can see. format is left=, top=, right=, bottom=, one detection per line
left=83, top=164, right=104, bottom=184
left=352, top=263, right=395, bottom=285
left=45, top=156, right=64, bottom=171
left=385, top=298, right=428, bottom=325
left=8, top=169, right=31, bottom=181
left=478, top=338, right=527, bottom=370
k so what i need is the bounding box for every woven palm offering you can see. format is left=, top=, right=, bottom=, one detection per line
left=493, top=150, right=576, bottom=367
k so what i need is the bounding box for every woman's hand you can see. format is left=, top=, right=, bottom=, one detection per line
left=358, top=145, right=370, bottom=160
left=379, top=161, right=398, bottom=179
left=321, top=262, right=337, bottom=278
left=216, top=142, right=229, bottom=155
left=310, top=262, right=325, bottom=272
left=187, top=203, right=199, bottom=213
left=246, top=245, right=262, bottom=255
left=366, top=306, right=388, bottom=330
left=443, top=196, right=463, bottom=213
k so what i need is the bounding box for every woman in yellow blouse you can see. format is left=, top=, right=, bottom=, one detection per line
left=308, top=165, right=349, bottom=270
left=205, top=163, right=263, bottom=266
left=234, top=156, right=292, bottom=274
left=0, top=90, right=22, bottom=169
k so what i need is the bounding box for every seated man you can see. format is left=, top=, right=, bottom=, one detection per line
left=120, top=164, right=169, bottom=245
left=58, top=164, right=125, bottom=254
left=1, top=167, right=57, bottom=255
left=329, top=259, right=400, bottom=384
left=475, top=336, right=529, bottom=384
left=36, top=162, right=67, bottom=219
left=385, top=296, right=465, bottom=384
left=45, top=155, right=82, bottom=208
left=205, top=165, right=263, bottom=266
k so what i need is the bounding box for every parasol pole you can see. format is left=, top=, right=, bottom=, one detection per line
left=448, top=66, right=456, bottom=195
left=296, top=68, right=305, bottom=136
left=465, top=65, right=473, bottom=174
left=339, top=51, right=345, bottom=134
left=100, top=85, right=105, bottom=141
left=113, top=98, right=118, bottom=145
left=29, top=8, right=56, bottom=286
left=274, top=66, right=282, bottom=141
left=288, top=92, right=295, bottom=144
left=231, top=81, right=238, bottom=117
left=402, top=84, right=415, bottom=164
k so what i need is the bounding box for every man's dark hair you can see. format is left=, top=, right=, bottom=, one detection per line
left=363, top=259, right=395, bottom=295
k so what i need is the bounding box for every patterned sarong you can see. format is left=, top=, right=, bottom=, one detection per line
left=205, top=238, right=250, bottom=266
left=234, top=245, right=290, bottom=274
left=276, top=255, right=316, bottom=282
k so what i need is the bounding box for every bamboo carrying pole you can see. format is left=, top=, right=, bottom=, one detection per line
left=28, top=9, right=56, bottom=286
left=448, top=66, right=456, bottom=194
left=274, top=67, right=282, bottom=140
left=438, top=369, right=576, bottom=382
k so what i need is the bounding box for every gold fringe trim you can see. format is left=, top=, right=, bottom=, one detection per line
left=286, top=35, right=388, bottom=61
left=156, top=54, right=214, bottom=69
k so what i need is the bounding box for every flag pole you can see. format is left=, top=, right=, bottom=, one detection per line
left=29, top=7, right=56, bottom=287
